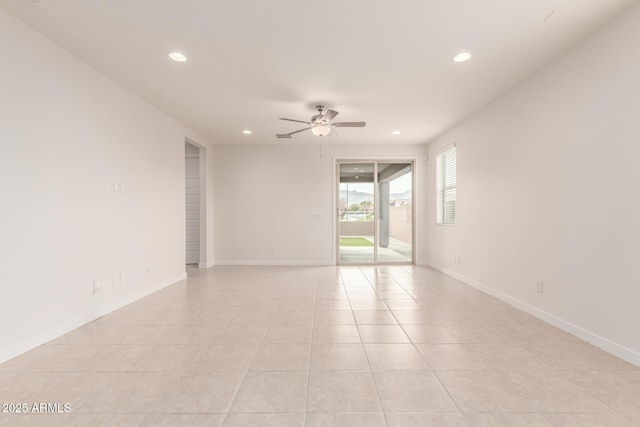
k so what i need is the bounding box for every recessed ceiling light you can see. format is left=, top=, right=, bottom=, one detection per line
left=453, top=52, right=472, bottom=62
left=392, top=131, right=401, bottom=135
left=168, top=52, right=187, bottom=62
left=242, top=130, right=252, bottom=134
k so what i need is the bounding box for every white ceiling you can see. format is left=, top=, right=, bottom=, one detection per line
left=1, top=0, right=636, bottom=145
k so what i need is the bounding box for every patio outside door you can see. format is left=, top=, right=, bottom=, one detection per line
left=337, top=161, right=413, bottom=264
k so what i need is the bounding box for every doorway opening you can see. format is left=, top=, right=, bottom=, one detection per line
left=337, top=160, right=414, bottom=264
left=185, top=141, right=201, bottom=266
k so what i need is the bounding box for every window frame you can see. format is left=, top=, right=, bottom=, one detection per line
left=435, top=144, right=456, bottom=226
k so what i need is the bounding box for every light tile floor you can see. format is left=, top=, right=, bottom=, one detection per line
left=1, top=266, right=639, bottom=426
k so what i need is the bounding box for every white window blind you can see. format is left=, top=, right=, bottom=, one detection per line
left=436, top=146, right=456, bottom=225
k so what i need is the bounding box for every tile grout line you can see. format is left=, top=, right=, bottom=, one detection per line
left=355, top=266, right=391, bottom=427
left=379, top=266, right=467, bottom=416
left=302, top=270, right=320, bottom=425
left=212, top=285, right=270, bottom=425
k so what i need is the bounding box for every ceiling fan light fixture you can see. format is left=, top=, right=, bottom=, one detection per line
left=311, top=125, right=331, bottom=136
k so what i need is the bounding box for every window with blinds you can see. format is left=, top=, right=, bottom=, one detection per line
left=436, top=146, right=456, bottom=225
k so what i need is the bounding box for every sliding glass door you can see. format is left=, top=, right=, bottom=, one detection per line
left=376, top=162, right=413, bottom=263
left=338, top=163, right=376, bottom=263
left=337, top=161, right=413, bottom=264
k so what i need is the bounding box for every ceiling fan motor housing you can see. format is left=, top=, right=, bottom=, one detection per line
left=311, top=114, right=325, bottom=125
left=312, top=105, right=327, bottom=124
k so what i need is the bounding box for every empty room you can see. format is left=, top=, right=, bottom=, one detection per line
left=1, top=0, right=640, bottom=426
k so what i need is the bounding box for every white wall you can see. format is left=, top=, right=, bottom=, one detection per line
left=0, top=10, right=213, bottom=363
left=213, top=143, right=428, bottom=265
left=425, top=3, right=640, bottom=365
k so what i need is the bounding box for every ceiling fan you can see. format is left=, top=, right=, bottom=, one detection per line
left=277, top=105, right=366, bottom=138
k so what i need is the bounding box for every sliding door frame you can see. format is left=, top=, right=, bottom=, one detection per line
left=334, top=158, right=416, bottom=266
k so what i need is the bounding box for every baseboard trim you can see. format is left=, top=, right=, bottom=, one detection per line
left=0, top=273, right=187, bottom=365
left=425, top=262, right=640, bottom=367
left=213, top=260, right=334, bottom=266
left=196, top=260, right=216, bottom=268
left=88, top=272, right=187, bottom=321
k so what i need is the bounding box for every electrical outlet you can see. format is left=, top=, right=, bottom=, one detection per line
left=457, top=256, right=461, bottom=264
left=119, top=273, right=125, bottom=284
left=92, top=280, right=101, bottom=294
left=452, top=254, right=456, bottom=262
left=536, top=281, right=544, bottom=293
left=111, top=275, right=117, bottom=287
left=144, top=266, right=150, bottom=273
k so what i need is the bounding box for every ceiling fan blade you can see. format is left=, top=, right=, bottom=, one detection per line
left=323, top=110, right=339, bottom=121
left=333, top=121, right=366, bottom=127
left=280, top=118, right=311, bottom=124
left=286, top=127, right=312, bottom=136
left=276, top=134, right=292, bottom=139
